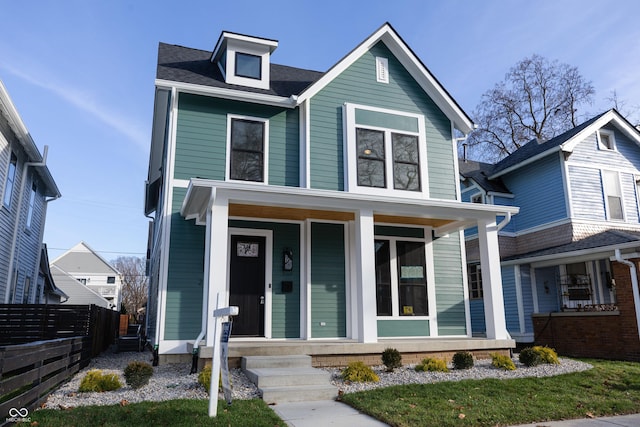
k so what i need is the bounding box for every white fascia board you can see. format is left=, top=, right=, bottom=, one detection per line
left=487, top=191, right=515, bottom=199
left=155, top=79, right=296, bottom=108
left=295, top=24, right=474, bottom=134
left=489, top=146, right=562, bottom=179
left=562, top=110, right=640, bottom=152
left=181, top=179, right=519, bottom=225
left=502, top=240, right=640, bottom=267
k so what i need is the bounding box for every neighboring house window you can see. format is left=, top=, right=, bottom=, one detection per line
left=22, top=276, right=31, bottom=304
left=376, top=57, right=389, bottom=83
left=235, top=52, right=261, bottom=79
left=227, top=116, right=268, bottom=183
left=346, top=104, right=426, bottom=195
left=107, top=276, right=116, bottom=284
left=3, top=153, right=17, bottom=208
left=78, top=278, right=87, bottom=285
left=375, top=238, right=429, bottom=317
left=602, top=170, right=624, bottom=220
left=471, top=193, right=483, bottom=204
left=597, top=129, right=616, bottom=150
left=26, top=183, right=37, bottom=229
left=468, top=264, right=483, bottom=299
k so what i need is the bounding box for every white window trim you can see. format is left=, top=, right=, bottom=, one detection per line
left=3, top=151, right=17, bottom=209
left=25, top=182, right=36, bottom=230
left=375, top=57, right=389, bottom=83
left=223, top=40, right=271, bottom=90
left=601, top=169, right=625, bottom=221
left=343, top=103, right=428, bottom=199
left=225, top=114, right=269, bottom=185
left=374, top=232, right=435, bottom=321
left=597, top=129, right=616, bottom=151
left=470, top=193, right=484, bottom=204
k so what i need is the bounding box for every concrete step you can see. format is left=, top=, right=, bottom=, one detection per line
left=242, top=355, right=311, bottom=370
left=245, top=367, right=331, bottom=388
left=260, top=384, right=338, bottom=404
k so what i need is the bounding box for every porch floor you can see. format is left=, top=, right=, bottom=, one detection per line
left=192, top=338, right=515, bottom=368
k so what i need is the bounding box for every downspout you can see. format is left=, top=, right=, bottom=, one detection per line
left=496, top=212, right=512, bottom=232
left=31, top=192, right=60, bottom=303
left=614, top=249, right=640, bottom=341
left=4, top=146, right=50, bottom=303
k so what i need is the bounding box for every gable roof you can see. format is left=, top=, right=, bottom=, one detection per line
left=50, top=265, right=111, bottom=308
left=489, top=109, right=640, bottom=179
left=156, top=23, right=474, bottom=133
left=296, top=22, right=474, bottom=134
left=51, top=241, right=119, bottom=275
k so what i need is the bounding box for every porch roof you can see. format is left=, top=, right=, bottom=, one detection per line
left=181, top=179, right=519, bottom=235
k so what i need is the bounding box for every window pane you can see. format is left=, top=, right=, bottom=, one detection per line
left=230, top=119, right=264, bottom=182
left=231, top=151, right=263, bottom=182
left=235, top=52, right=261, bottom=79
left=392, top=133, right=420, bottom=191
left=375, top=240, right=392, bottom=316
left=3, top=155, right=16, bottom=208
left=396, top=241, right=427, bottom=316
left=608, top=196, right=624, bottom=219
left=357, top=128, right=385, bottom=187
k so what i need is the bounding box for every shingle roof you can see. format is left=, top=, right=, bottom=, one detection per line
left=458, top=159, right=511, bottom=194
left=503, top=229, right=640, bottom=262
left=156, top=43, right=324, bottom=98
left=491, top=111, right=609, bottom=176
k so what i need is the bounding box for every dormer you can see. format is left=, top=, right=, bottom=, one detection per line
left=211, top=31, right=278, bottom=90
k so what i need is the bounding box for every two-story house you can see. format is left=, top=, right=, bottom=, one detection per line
left=0, top=79, right=62, bottom=305
left=51, top=241, right=121, bottom=309
left=144, top=23, right=519, bottom=365
left=461, top=109, right=640, bottom=360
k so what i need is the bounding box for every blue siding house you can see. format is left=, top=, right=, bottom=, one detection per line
left=461, top=109, right=640, bottom=346
left=144, top=23, right=518, bottom=365
left=0, top=80, right=63, bottom=305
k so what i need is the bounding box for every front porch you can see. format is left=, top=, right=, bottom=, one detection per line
left=189, top=338, right=515, bottom=369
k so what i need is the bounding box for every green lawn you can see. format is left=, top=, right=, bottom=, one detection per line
left=340, top=359, right=640, bottom=427
left=31, top=399, right=284, bottom=427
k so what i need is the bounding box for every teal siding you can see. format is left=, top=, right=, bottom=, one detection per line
left=310, top=222, right=346, bottom=338
left=374, top=225, right=424, bottom=239
left=433, top=234, right=466, bottom=335
left=469, top=298, right=485, bottom=335
left=377, top=319, right=429, bottom=337
left=501, top=266, right=520, bottom=332
left=174, top=94, right=300, bottom=186
left=502, top=154, right=567, bottom=230
left=309, top=42, right=455, bottom=198
left=520, top=265, right=534, bottom=335
left=164, top=188, right=206, bottom=340
left=229, top=220, right=301, bottom=338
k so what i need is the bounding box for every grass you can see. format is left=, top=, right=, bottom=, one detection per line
left=340, top=359, right=640, bottom=427
left=31, top=398, right=285, bottom=427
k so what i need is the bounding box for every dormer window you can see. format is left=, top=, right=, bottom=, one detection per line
left=212, top=31, right=278, bottom=90
left=235, top=53, right=261, bottom=79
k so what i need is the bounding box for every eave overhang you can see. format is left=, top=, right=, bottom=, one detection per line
left=181, top=179, right=519, bottom=237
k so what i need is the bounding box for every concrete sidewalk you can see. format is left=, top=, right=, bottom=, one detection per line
left=271, top=400, right=640, bottom=427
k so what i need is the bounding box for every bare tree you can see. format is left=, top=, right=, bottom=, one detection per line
left=112, top=256, right=148, bottom=318
left=465, top=54, right=594, bottom=161
left=606, top=90, right=640, bottom=126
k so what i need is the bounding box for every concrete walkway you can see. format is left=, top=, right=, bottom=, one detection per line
left=271, top=400, right=640, bottom=427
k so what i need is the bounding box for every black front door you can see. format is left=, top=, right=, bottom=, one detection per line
left=229, top=235, right=266, bottom=337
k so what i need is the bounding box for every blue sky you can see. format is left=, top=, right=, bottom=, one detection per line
left=1, top=1, right=638, bottom=261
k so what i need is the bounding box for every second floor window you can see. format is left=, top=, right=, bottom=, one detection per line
left=26, top=183, right=37, bottom=229
left=3, top=153, right=17, bottom=209
left=602, top=170, right=623, bottom=220
left=228, top=117, right=267, bottom=183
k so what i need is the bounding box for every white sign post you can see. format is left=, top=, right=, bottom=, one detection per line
left=209, top=305, right=239, bottom=417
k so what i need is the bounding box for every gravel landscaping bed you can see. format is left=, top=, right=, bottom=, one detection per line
left=42, top=348, right=592, bottom=410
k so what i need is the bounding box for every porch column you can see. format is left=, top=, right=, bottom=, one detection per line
left=205, top=192, right=230, bottom=347
left=478, top=218, right=509, bottom=340
left=355, top=209, right=377, bottom=343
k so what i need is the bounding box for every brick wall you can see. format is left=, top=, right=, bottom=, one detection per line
left=533, top=259, right=640, bottom=361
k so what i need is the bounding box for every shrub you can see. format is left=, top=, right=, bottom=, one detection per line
left=415, top=357, right=449, bottom=373
left=491, top=353, right=516, bottom=371
left=124, top=361, right=154, bottom=389
left=381, top=348, right=402, bottom=372
left=452, top=351, right=474, bottom=370
left=78, top=369, right=122, bottom=392
left=341, top=361, right=379, bottom=383
left=198, top=365, right=212, bottom=393
left=519, top=346, right=560, bottom=367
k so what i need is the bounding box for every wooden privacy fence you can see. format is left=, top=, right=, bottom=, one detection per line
left=0, top=337, right=91, bottom=420
left=0, top=304, right=119, bottom=356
